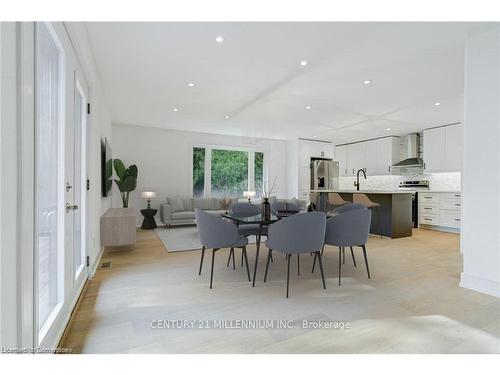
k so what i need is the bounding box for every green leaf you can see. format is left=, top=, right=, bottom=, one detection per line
left=113, top=159, right=126, bottom=180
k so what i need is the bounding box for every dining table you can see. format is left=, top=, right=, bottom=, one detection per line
left=221, top=213, right=280, bottom=287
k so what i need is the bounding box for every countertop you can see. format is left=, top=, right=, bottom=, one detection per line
left=310, top=189, right=461, bottom=194
left=310, top=190, right=414, bottom=194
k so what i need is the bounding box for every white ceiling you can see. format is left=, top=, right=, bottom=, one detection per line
left=86, top=22, right=481, bottom=144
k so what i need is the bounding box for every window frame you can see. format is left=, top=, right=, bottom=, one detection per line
left=190, top=144, right=267, bottom=198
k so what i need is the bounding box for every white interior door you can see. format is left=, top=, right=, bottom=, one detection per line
left=34, top=22, right=89, bottom=349
left=66, top=70, right=89, bottom=301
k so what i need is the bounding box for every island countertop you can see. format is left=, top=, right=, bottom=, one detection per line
left=310, top=189, right=415, bottom=194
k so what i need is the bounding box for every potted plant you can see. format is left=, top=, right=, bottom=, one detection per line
left=113, top=159, right=138, bottom=208
left=262, top=177, right=277, bottom=220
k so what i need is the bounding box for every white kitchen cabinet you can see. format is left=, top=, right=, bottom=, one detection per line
left=424, top=124, right=462, bottom=172
left=445, top=124, right=463, bottom=171
left=334, top=145, right=348, bottom=177
left=347, top=142, right=366, bottom=176
left=423, top=127, right=446, bottom=172
left=375, top=137, right=400, bottom=175
left=364, top=140, right=378, bottom=176
left=339, top=136, right=399, bottom=177
left=419, top=191, right=461, bottom=232
left=298, top=139, right=334, bottom=168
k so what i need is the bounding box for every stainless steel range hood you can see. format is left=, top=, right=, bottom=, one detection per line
left=393, top=133, right=423, bottom=167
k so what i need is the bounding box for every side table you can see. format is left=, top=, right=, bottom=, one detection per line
left=140, top=208, right=158, bottom=229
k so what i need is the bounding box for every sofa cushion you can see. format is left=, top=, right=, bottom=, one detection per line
left=181, top=198, right=193, bottom=211
left=193, top=198, right=215, bottom=210
left=171, top=211, right=195, bottom=220
left=167, top=196, right=184, bottom=212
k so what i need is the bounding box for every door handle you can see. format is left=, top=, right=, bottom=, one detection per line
left=66, top=182, right=73, bottom=192
left=66, top=203, right=79, bottom=213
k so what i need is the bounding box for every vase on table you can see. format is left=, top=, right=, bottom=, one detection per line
left=261, top=197, right=271, bottom=220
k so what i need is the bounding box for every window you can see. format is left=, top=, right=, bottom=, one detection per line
left=254, top=152, right=264, bottom=198
left=192, top=147, right=265, bottom=198
left=193, top=147, right=205, bottom=197
left=211, top=149, right=248, bottom=198
left=35, top=23, right=63, bottom=331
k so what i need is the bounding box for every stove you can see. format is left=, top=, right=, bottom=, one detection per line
left=398, top=180, right=430, bottom=228
left=398, top=180, right=430, bottom=190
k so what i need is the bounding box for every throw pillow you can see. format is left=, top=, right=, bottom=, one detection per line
left=167, top=196, right=184, bottom=212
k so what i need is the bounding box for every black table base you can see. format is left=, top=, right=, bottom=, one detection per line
left=141, top=208, right=157, bottom=229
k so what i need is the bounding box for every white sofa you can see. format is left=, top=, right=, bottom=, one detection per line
left=160, top=197, right=236, bottom=226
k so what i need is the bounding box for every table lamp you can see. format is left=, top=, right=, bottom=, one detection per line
left=141, top=191, right=156, bottom=209
left=243, top=191, right=256, bottom=203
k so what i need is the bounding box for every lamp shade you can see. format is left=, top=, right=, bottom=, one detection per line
left=243, top=191, right=256, bottom=198
left=141, top=191, right=156, bottom=199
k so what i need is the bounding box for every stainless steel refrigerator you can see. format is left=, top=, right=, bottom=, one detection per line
left=310, top=159, right=339, bottom=190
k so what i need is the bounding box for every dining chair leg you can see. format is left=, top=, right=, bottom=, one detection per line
left=362, top=245, right=371, bottom=279
left=338, top=247, right=342, bottom=286
left=286, top=254, right=291, bottom=298
left=311, top=252, right=317, bottom=273
left=198, top=246, right=205, bottom=275
left=297, top=254, right=300, bottom=276
left=270, top=252, right=273, bottom=263
left=317, top=251, right=326, bottom=289
left=350, top=246, right=357, bottom=267
left=321, top=244, right=325, bottom=256
left=226, top=248, right=233, bottom=268
left=252, top=234, right=261, bottom=287
left=342, top=247, right=345, bottom=264
left=232, top=247, right=236, bottom=270
left=264, top=249, right=272, bottom=282
left=242, top=246, right=251, bottom=281
left=210, top=248, right=218, bottom=289
left=241, top=251, right=244, bottom=267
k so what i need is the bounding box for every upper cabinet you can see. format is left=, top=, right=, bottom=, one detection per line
left=335, top=136, right=400, bottom=176
left=423, top=124, right=462, bottom=173
left=298, top=139, right=334, bottom=168
left=334, top=145, right=348, bottom=176
left=444, top=124, right=463, bottom=171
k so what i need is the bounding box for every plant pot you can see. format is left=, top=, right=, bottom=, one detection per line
left=261, top=197, right=271, bottom=220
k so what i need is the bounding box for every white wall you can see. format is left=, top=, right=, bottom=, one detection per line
left=112, top=124, right=288, bottom=226
left=460, top=25, right=500, bottom=297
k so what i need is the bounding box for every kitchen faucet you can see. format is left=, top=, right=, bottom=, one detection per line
left=354, top=169, right=366, bottom=191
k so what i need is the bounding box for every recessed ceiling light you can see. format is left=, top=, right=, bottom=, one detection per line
left=363, top=80, right=372, bottom=85
left=305, top=105, right=312, bottom=110
left=386, top=127, right=391, bottom=131
left=224, top=115, right=230, bottom=119
left=434, top=102, right=441, bottom=106
left=300, top=60, right=308, bottom=66
left=215, top=36, right=224, bottom=43
left=173, top=108, right=179, bottom=112
left=188, top=82, right=195, bottom=87
left=313, top=135, right=318, bottom=138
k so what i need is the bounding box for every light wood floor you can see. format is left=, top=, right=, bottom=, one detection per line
left=62, top=228, right=500, bottom=353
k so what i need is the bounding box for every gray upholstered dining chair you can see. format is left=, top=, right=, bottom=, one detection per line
left=320, top=203, right=367, bottom=259
left=228, top=202, right=270, bottom=267
left=264, top=212, right=327, bottom=298
left=313, top=208, right=372, bottom=286
left=195, top=209, right=251, bottom=289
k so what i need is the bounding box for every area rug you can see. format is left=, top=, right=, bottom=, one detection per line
left=154, top=226, right=257, bottom=253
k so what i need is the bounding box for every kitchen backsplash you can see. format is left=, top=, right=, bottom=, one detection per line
left=339, top=172, right=461, bottom=191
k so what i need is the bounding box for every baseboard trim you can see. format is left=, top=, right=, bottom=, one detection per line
left=56, top=279, right=89, bottom=352
left=460, top=272, right=500, bottom=297
left=89, top=246, right=105, bottom=278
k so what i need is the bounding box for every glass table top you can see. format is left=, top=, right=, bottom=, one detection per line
left=222, top=213, right=279, bottom=224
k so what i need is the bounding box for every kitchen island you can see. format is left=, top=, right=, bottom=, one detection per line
left=311, top=190, right=414, bottom=238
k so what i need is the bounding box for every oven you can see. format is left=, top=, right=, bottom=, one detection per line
left=398, top=180, right=430, bottom=228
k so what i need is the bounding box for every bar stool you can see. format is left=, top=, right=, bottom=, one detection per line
left=309, top=192, right=318, bottom=211
left=353, top=193, right=382, bottom=238
left=328, top=192, right=351, bottom=211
